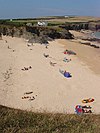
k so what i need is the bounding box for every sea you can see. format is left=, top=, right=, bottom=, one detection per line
left=92, top=31, right=100, bottom=39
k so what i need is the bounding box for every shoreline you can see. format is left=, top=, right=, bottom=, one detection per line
left=91, top=31, right=100, bottom=39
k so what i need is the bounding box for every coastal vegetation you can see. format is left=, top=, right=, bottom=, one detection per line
left=0, top=105, right=100, bottom=133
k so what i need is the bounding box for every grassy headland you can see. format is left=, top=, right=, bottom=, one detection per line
left=0, top=105, right=100, bottom=133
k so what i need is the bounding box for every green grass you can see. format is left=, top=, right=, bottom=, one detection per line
left=48, top=21, right=64, bottom=26
left=0, top=105, right=100, bottom=133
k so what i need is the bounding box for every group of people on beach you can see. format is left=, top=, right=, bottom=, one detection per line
left=75, top=98, right=94, bottom=115
left=22, top=91, right=37, bottom=101
left=21, top=66, right=32, bottom=71
left=43, top=46, right=73, bottom=78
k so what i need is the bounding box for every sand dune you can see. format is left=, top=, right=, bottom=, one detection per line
left=0, top=36, right=100, bottom=114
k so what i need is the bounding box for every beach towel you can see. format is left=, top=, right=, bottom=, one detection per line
left=82, top=98, right=94, bottom=103
left=64, top=51, right=67, bottom=54
left=63, top=57, right=67, bottom=62
left=59, top=69, right=72, bottom=78
left=59, top=69, right=64, bottom=75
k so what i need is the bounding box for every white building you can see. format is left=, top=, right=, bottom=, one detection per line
left=37, top=21, right=48, bottom=26
left=64, top=16, right=69, bottom=18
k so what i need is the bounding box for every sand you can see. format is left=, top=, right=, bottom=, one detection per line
left=0, top=35, right=100, bottom=114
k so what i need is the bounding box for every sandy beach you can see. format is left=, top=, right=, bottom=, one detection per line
left=0, top=34, right=100, bottom=114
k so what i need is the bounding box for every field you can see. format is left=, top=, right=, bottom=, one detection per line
left=0, top=16, right=100, bottom=27
left=11, top=16, right=100, bottom=22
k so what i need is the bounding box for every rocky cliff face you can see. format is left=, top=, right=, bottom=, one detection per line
left=0, top=26, right=33, bottom=39
left=26, top=26, right=74, bottom=43
left=60, top=22, right=100, bottom=31
left=0, top=25, right=74, bottom=44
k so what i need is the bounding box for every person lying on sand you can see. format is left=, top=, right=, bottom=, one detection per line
left=43, top=53, right=49, bottom=58
left=64, top=71, right=72, bottom=78
left=8, top=46, right=11, bottom=49
left=5, top=40, right=7, bottom=43
left=29, top=96, right=35, bottom=101
left=22, top=96, right=30, bottom=99
left=21, top=66, right=32, bottom=71
left=45, top=45, right=48, bottom=49
left=29, top=66, right=32, bottom=69
left=27, top=43, right=32, bottom=47
left=64, top=49, right=76, bottom=55
left=82, top=105, right=92, bottom=109
left=82, top=109, right=92, bottom=113
left=24, top=67, right=29, bottom=70
left=63, top=57, right=71, bottom=62
left=45, top=44, right=49, bottom=49
left=24, top=91, right=33, bottom=95
left=50, top=61, right=57, bottom=66
left=12, top=50, right=15, bottom=52
left=59, top=69, right=72, bottom=78
left=22, top=93, right=37, bottom=101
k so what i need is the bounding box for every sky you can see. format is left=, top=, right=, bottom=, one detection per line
left=0, top=0, right=100, bottom=19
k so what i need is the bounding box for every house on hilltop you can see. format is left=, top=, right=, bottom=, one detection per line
left=37, top=21, right=48, bottom=26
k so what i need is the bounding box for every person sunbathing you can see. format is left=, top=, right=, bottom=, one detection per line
left=82, top=109, right=92, bottom=113
left=50, top=61, right=56, bottom=66
left=29, top=66, right=32, bottom=69
left=24, top=91, right=33, bottom=95
left=22, top=96, right=30, bottom=99
left=24, top=67, right=29, bottom=70
left=43, top=53, right=49, bottom=58
left=8, top=46, right=11, bottom=49
left=21, top=66, right=32, bottom=71
left=63, top=58, right=71, bottom=62
left=45, top=45, right=48, bottom=49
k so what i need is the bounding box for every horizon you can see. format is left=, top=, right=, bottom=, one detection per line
left=0, top=0, right=100, bottom=19
left=0, top=15, right=100, bottom=20
left=0, top=15, right=99, bottom=20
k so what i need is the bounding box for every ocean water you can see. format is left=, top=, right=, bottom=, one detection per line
left=93, top=31, right=100, bottom=39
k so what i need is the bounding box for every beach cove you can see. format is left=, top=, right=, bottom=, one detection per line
left=0, top=33, right=100, bottom=114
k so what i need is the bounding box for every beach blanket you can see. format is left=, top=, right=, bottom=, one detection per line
left=82, top=98, right=94, bottom=103
left=59, top=69, right=72, bottom=78
left=59, top=69, right=64, bottom=75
